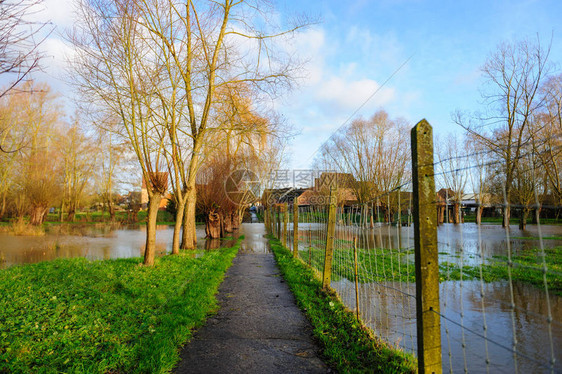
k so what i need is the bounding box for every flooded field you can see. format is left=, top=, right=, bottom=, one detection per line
left=2, top=221, right=560, bottom=372
left=0, top=224, right=238, bottom=269
left=291, top=222, right=562, bottom=373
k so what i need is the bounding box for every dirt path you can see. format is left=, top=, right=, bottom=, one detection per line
left=173, top=223, right=329, bottom=374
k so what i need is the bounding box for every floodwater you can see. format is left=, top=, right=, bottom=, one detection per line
left=0, top=224, right=240, bottom=269
left=2, top=220, right=561, bottom=373
left=333, top=279, right=562, bottom=373
left=288, top=222, right=562, bottom=373
left=291, top=222, right=562, bottom=266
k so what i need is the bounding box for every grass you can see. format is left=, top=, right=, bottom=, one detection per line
left=268, top=235, right=416, bottom=374
left=301, top=242, right=561, bottom=296
left=440, top=247, right=562, bottom=296
left=0, top=238, right=242, bottom=373
left=510, top=235, right=562, bottom=240
left=302, top=246, right=415, bottom=284
left=464, top=215, right=562, bottom=225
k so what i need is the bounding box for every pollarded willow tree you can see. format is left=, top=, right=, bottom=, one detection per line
left=197, top=82, right=288, bottom=238
left=70, top=0, right=309, bottom=261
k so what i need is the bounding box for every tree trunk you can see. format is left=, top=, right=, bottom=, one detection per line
left=233, top=211, right=241, bottom=229
left=503, top=205, right=511, bottom=229
left=205, top=210, right=221, bottom=239
left=59, top=201, right=65, bottom=223
left=476, top=205, right=483, bottom=225
left=531, top=207, right=541, bottom=224
left=171, top=199, right=186, bottom=255
left=519, top=207, right=529, bottom=230
left=29, top=206, right=47, bottom=225
left=223, top=212, right=233, bottom=233
left=108, top=199, right=115, bottom=221
left=0, top=191, right=6, bottom=219
left=144, top=192, right=163, bottom=266
left=67, top=207, right=76, bottom=222
left=453, top=203, right=460, bottom=224
left=181, top=185, right=197, bottom=249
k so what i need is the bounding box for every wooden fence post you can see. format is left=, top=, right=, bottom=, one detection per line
left=411, top=119, right=442, bottom=374
left=322, top=187, right=337, bottom=289
left=276, top=205, right=281, bottom=239
left=282, top=202, right=288, bottom=247
left=293, top=202, right=299, bottom=258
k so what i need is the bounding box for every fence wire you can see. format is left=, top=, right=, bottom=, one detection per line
left=268, top=173, right=561, bottom=373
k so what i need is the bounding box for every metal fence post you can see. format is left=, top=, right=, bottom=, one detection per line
left=322, top=187, right=337, bottom=289
left=293, top=202, right=299, bottom=258
left=411, top=119, right=442, bottom=374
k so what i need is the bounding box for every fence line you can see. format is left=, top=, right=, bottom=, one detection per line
left=264, top=120, right=562, bottom=373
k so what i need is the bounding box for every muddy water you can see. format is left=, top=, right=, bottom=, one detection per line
left=333, top=279, right=562, bottom=373
left=0, top=224, right=240, bottom=268
left=291, top=222, right=562, bottom=266
left=289, top=222, right=562, bottom=373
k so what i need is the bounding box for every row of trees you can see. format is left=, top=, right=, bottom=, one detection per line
left=68, top=0, right=305, bottom=264
left=314, top=37, right=562, bottom=231
left=448, top=38, right=562, bottom=229
left=0, top=82, right=130, bottom=225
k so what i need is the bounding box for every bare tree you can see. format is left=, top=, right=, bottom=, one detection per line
left=70, top=0, right=309, bottom=258
left=315, top=110, right=410, bottom=221
left=70, top=0, right=169, bottom=265
left=0, top=0, right=50, bottom=100
left=466, top=133, right=492, bottom=225
left=3, top=82, right=63, bottom=225
left=436, top=133, right=469, bottom=224
left=532, top=74, right=562, bottom=209
left=58, top=115, right=96, bottom=222
left=456, top=37, right=551, bottom=228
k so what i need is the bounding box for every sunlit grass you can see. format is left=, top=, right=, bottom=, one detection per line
left=269, top=235, right=416, bottom=373
left=0, top=238, right=241, bottom=373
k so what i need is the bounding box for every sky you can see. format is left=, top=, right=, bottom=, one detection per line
left=21, top=0, right=562, bottom=170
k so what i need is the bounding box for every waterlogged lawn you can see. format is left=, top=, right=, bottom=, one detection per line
left=302, top=245, right=562, bottom=296
left=0, top=240, right=240, bottom=373
left=440, top=247, right=562, bottom=296
left=269, top=236, right=416, bottom=374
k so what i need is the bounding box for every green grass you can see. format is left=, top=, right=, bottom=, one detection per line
left=440, top=247, right=562, bottom=296
left=302, top=246, right=415, bottom=284
left=301, top=243, right=561, bottom=296
left=268, top=236, right=416, bottom=373
left=510, top=235, right=562, bottom=240
left=0, top=239, right=241, bottom=373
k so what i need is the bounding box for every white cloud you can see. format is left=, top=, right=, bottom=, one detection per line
left=316, top=76, right=395, bottom=112
left=33, top=0, right=78, bottom=28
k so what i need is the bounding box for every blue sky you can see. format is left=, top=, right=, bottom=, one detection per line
left=21, top=0, right=562, bottom=170
left=274, top=0, right=562, bottom=169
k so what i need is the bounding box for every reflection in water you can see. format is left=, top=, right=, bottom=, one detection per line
left=0, top=224, right=240, bottom=268
left=333, top=278, right=562, bottom=373
left=290, top=222, right=562, bottom=266
left=239, top=223, right=269, bottom=253
left=0, top=222, right=268, bottom=268
left=293, top=222, right=562, bottom=373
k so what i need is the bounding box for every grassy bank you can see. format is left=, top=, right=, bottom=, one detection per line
left=268, top=235, right=416, bottom=373
left=0, top=240, right=241, bottom=373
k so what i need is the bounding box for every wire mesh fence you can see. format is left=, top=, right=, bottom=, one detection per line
left=265, top=121, right=562, bottom=373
